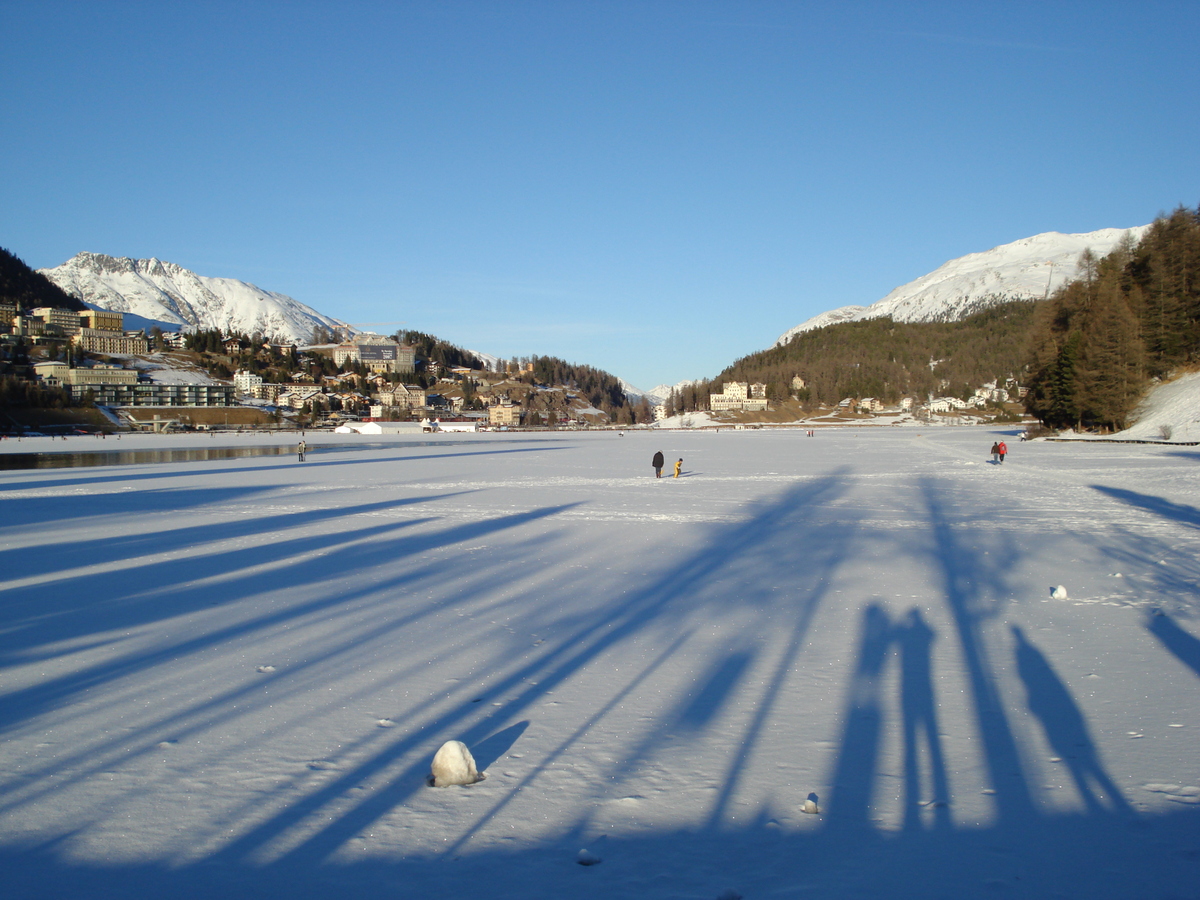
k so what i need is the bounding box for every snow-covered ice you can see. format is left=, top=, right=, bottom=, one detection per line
left=1, top=427, right=1198, bottom=898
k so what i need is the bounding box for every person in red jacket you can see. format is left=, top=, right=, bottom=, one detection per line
left=997, top=441, right=1008, bottom=464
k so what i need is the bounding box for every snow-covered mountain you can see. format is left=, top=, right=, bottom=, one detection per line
left=621, top=378, right=652, bottom=400
left=775, top=226, right=1150, bottom=346
left=39, top=253, right=351, bottom=345
left=638, top=380, right=703, bottom=404
left=468, top=349, right=501, bottom=372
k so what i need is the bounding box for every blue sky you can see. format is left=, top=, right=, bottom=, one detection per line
left=3, top=1, right=1197, bottom=390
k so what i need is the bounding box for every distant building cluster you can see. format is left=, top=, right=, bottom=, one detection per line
left=11, top=307, right=240, bottom=406
left=13, top=307, right=241, bottom=407
left=710, top=381, right=769, bottom=411
left=827, top=380, right=1024, bottom=419
left=33, top=360, right=236, bottom=406
left=1, top=303, right=761, bottom=429
left=1, top=305, right=152, bottom=355
left=332, top=334, right=415, bottom=374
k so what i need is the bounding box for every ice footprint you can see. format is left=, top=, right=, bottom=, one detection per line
left=1142, top=784, right=1200, bottom=804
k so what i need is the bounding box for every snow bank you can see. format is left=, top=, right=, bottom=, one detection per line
left=1114, top=371, right=1200, bottom=442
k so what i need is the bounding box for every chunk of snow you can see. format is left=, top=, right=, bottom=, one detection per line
left=430, top=740, right=484, bottom=787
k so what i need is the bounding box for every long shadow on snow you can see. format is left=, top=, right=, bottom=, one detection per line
left=0, top=483, right=281, bottom=531
left=0, top=503, right=580, bottom=737
left=824, top=604, right=954, bottom=835
left=0, top=492, right=468, bottom=660
left=808, top=477, right=1156, bottom=893
left=1012, top=625, right=1131, bottom=815
left=1146, top=611, right=1200, bottom=678
left=1091, top=484, right=1200, bottom=529
left=897, top=607, right=952, bottom=831
left=5, top=475, right=1196, bottom=899
left=4, top=473, right=1199, bottom=899
left=206, top=475, right=852, bottom=867
left=0, top=491, right=471, bottom=584
left=913, top=476, right=1036, bottom=822
left=443, top=472, right=853, bottom=854
left=4, top=803, right=1199, bottom=900
left=1081, top=485, right=1200, bottom=609
left=0, top=505, right=583, bottom=822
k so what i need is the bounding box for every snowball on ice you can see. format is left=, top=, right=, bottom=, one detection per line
left=430, top=739, right=484, bottom=787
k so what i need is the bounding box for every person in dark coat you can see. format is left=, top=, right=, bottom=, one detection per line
left=652, top=450, right=664, bottom=478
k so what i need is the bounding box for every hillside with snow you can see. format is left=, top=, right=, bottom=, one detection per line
left=1089, top=370, right=1200, bottom=442
left=39, top=253, right=351, bottom=345
left=776, top=226, right=1150, bottom=346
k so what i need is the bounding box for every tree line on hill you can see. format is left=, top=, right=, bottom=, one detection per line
left=1024, top=206, right=1200, bottom=431
left=716, top=302, right=1038, bottom=408
left=0, top=248, right=85, bottom=312
left=505, top=355, right=647, bottom=423
left=395, top=330, right=484, bottom=374
left=527, top=356, right=627, bottom=411
left=705, top=205, right=1200, bottom=433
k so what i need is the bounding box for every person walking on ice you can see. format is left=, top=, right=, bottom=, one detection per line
left=652, top=450, right=664, bottom=478
left=991, top=441, right=1000, bottom=464
left=298, top=439, right=306, bottom=462
left=673, top=458, right=683, bottom=478
left=997, top=440, right=1007, bottom=464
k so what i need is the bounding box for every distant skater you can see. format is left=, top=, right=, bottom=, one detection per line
left=997, top=440, right=1007, bottom=464
left=673, top=458, right=682, bottom=478
left=652, top=450, right=664, bottom=478
left=990, top=441, right=1000, bottom=464
left=298, top=439, right=306, bottom=462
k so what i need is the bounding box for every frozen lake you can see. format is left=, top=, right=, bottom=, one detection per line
left=2, top=427, right=1198, bottom=898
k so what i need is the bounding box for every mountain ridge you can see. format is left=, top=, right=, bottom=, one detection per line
left=775, top=225, right=1150, bottom=346
left=39, top=252, right=350, bottom=345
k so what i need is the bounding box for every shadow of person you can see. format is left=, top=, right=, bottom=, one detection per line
left=897, top=608, right=951, bottom=830
left=1146, top=611, right=1200, bottom=679
left=1011, top=625, right=1131, bottom=814
left=825, top=603, right=895, bottom=832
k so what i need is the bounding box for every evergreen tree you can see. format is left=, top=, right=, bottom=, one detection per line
left=1023, top=208, right=1200, bottom=430
left=1076, top=279, right=1145, bottom=430
left=0, top=248, right=85, bottom=311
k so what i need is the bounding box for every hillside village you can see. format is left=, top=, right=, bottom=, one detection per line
left=0, top=295, right=1030, bottom=435
left=0, top=304, right=632, bottom=432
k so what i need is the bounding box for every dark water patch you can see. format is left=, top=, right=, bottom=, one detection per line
left=0, top=435, right=559, bottom=471
left=0, top=445, right=295, bottom=470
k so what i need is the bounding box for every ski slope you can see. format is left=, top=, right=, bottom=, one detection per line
left=1, top=428, right=1198, bottom=898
